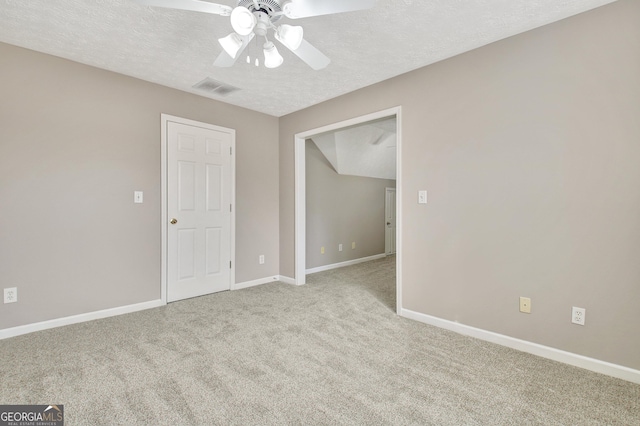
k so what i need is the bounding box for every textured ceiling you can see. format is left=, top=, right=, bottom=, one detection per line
left=313, top=117, right=397, bottom=180
left=0, top=0, right=617, bottom=117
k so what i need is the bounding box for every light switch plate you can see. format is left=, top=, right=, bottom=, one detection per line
left=134, top=191, right=144, bottom=203
left=418, top=190, right=427, bottom=204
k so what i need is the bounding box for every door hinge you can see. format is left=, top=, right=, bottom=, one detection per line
left=230, top=147, right=232, bottom=155
left=229, top=261, right=232, bottom=269
left=230, top=204, right=232, bottom=212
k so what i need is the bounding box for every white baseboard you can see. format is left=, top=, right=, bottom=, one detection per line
left=0, top=299, right=164, bottom=340
left=306, top=253, right=387, bottom=275
left=232, top=276, right=280, bottom=290
left=277, top=275, right=297, bottom=285
left=400, top=308, right=640, bottom=384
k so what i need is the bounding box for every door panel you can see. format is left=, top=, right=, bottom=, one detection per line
left=206, top=164, right=222, bottom=211
left=178, top=229, right=196, bottom=280
left=206, top=227, right=222, bottom=275
left=385, top=188, right=396, bottom=255
left=178, top=161, right=196, bottom=211
left=168, top=120, right=232, bottom=302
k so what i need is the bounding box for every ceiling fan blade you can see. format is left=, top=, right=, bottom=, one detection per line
left=288, top=38, right=330, bottom=70
left=282, top=0, right=376, bottom=19
left=213, top=33, right=255, bottom=67
left=135, top=0, right=232, bottom=16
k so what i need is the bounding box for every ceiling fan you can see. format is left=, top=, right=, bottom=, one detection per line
left=136, top=0, right=377, bottom=70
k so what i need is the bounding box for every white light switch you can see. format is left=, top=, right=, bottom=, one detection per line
left=418, top=190, right=427, bottom=204
left=134, top=191, right=144, bottom=204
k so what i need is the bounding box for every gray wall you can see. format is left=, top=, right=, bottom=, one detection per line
left=0, top=42, right=279, bottom=330
left=306, top=140, right=395, bottom=269
left=280, top=0, right=640, bottom=370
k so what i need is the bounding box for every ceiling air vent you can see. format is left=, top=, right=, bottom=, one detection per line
left=192, top=77, right=240, bottom=97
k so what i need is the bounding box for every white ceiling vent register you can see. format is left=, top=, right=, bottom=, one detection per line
left=192, top=77, right=240, bottom=96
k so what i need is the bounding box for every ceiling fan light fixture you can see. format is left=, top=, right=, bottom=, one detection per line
left=276, top=24, right=304, bottom=50
left=281, top=1, right=297, bottom=19
left=218, top=32, right=244, bottom=58
left=263, top=42, right=283, bottom=69
left=230, top=6, right=256, bottom=36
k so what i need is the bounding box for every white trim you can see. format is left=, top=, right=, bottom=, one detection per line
left=232, top=276, right=279, bottom=291
left=395, top=108, right=403, bottom=315
left=161, top=116, right=168, bottom=304
left=278, top=275, right=297, bottom=285
left=161, top=114, right=236, bottom=303
left=0, top=300, right=164, bottom=340
left=294, top=132, right=306, bottom=286
left=400, top=308, right=640, bottom=384
left=306, top=254, right=386, bottom=274
left=294, top=107, right=403, bottom=308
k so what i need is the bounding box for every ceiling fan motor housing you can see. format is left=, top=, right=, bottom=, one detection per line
left=238, top=0, right=284, bottom=23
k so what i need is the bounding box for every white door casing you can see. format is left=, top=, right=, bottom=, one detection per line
left=163, top=115, right=235, bottom=303
left=385, top=187, right=396, bottom=255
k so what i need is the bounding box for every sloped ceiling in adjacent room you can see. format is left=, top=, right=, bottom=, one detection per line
left=312, top=117, right=396, bottom=180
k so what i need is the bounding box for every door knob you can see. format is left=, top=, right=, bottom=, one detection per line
left=170, top=218, right=178, bottom=225
left=387, top=222, right=391, bottom=225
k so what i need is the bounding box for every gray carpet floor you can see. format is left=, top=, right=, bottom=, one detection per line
left=1, top=256, right=639, bottom=425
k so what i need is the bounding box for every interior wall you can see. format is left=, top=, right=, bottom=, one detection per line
left=306, top=140, right=395, bottom=269
left=0, top=42, right=279, bottom=330
left=279, top=0, right=640, bottom=370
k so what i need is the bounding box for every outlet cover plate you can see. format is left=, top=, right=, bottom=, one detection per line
left=572, top=306, right=586, bottom=325
left=4, top=287, right=17, bottom=304
left=519, top=296, right=531, bottom=313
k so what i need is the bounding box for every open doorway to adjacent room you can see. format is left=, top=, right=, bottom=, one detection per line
left=294, top=107, right=402, bottom=313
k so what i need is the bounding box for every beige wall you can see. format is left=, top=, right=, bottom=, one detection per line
left=306, top=140, right=395, bottom=269
left=0, top=42, right=279, bottom=330
left=280, top=0, right=640, bottom=369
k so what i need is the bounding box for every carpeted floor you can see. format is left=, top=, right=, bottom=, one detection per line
left=1, top=256, right=638, bottom=425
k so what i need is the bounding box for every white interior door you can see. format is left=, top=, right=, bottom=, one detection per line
left=385, top=187, right=396, bottom=255
left=167, top=120, right=233, bottom=302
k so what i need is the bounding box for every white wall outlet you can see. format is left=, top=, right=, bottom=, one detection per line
left=418, top=190, right=428, bottom=204
left=320, top=246, right=325, bottom=254
left=338, top=244, right=343, bottom=252
left=259, top=255, right=265, bottom=265
left=351, top=242, right=356, bottom=250
left=4, top=287, right=17, bottom=304
left=134, top=191, right=144, bottom=203
left=572, top=307, right=586, bottom=325
left=519, top=296, right=531, bottom=313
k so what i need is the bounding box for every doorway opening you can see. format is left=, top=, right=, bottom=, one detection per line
left=294, top=106, right=402, bottom=313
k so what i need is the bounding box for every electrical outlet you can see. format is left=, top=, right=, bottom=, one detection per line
left=4, top=287, right=17, bottom=304
left=259, top=255, right=265, bottom=265
left=519, top=296, right=531, bottom=314
left=351, top=242, right=356, bottom=250
left=572, top=307, right=586, bottom=325
left=339, top=244, right=343, bottom=252
left=320, top=246, right=325, bottom=254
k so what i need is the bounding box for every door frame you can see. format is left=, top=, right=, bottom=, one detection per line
left=385, top=187, right=397, bottom=255
left=161, top=114, right=236, bottom=304
left=294, top=106, right=402, bottom=314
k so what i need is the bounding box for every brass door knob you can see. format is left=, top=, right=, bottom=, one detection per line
left=387, top=222, right=391, bottom=225
left=170, top=218, right=178, bottom=225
